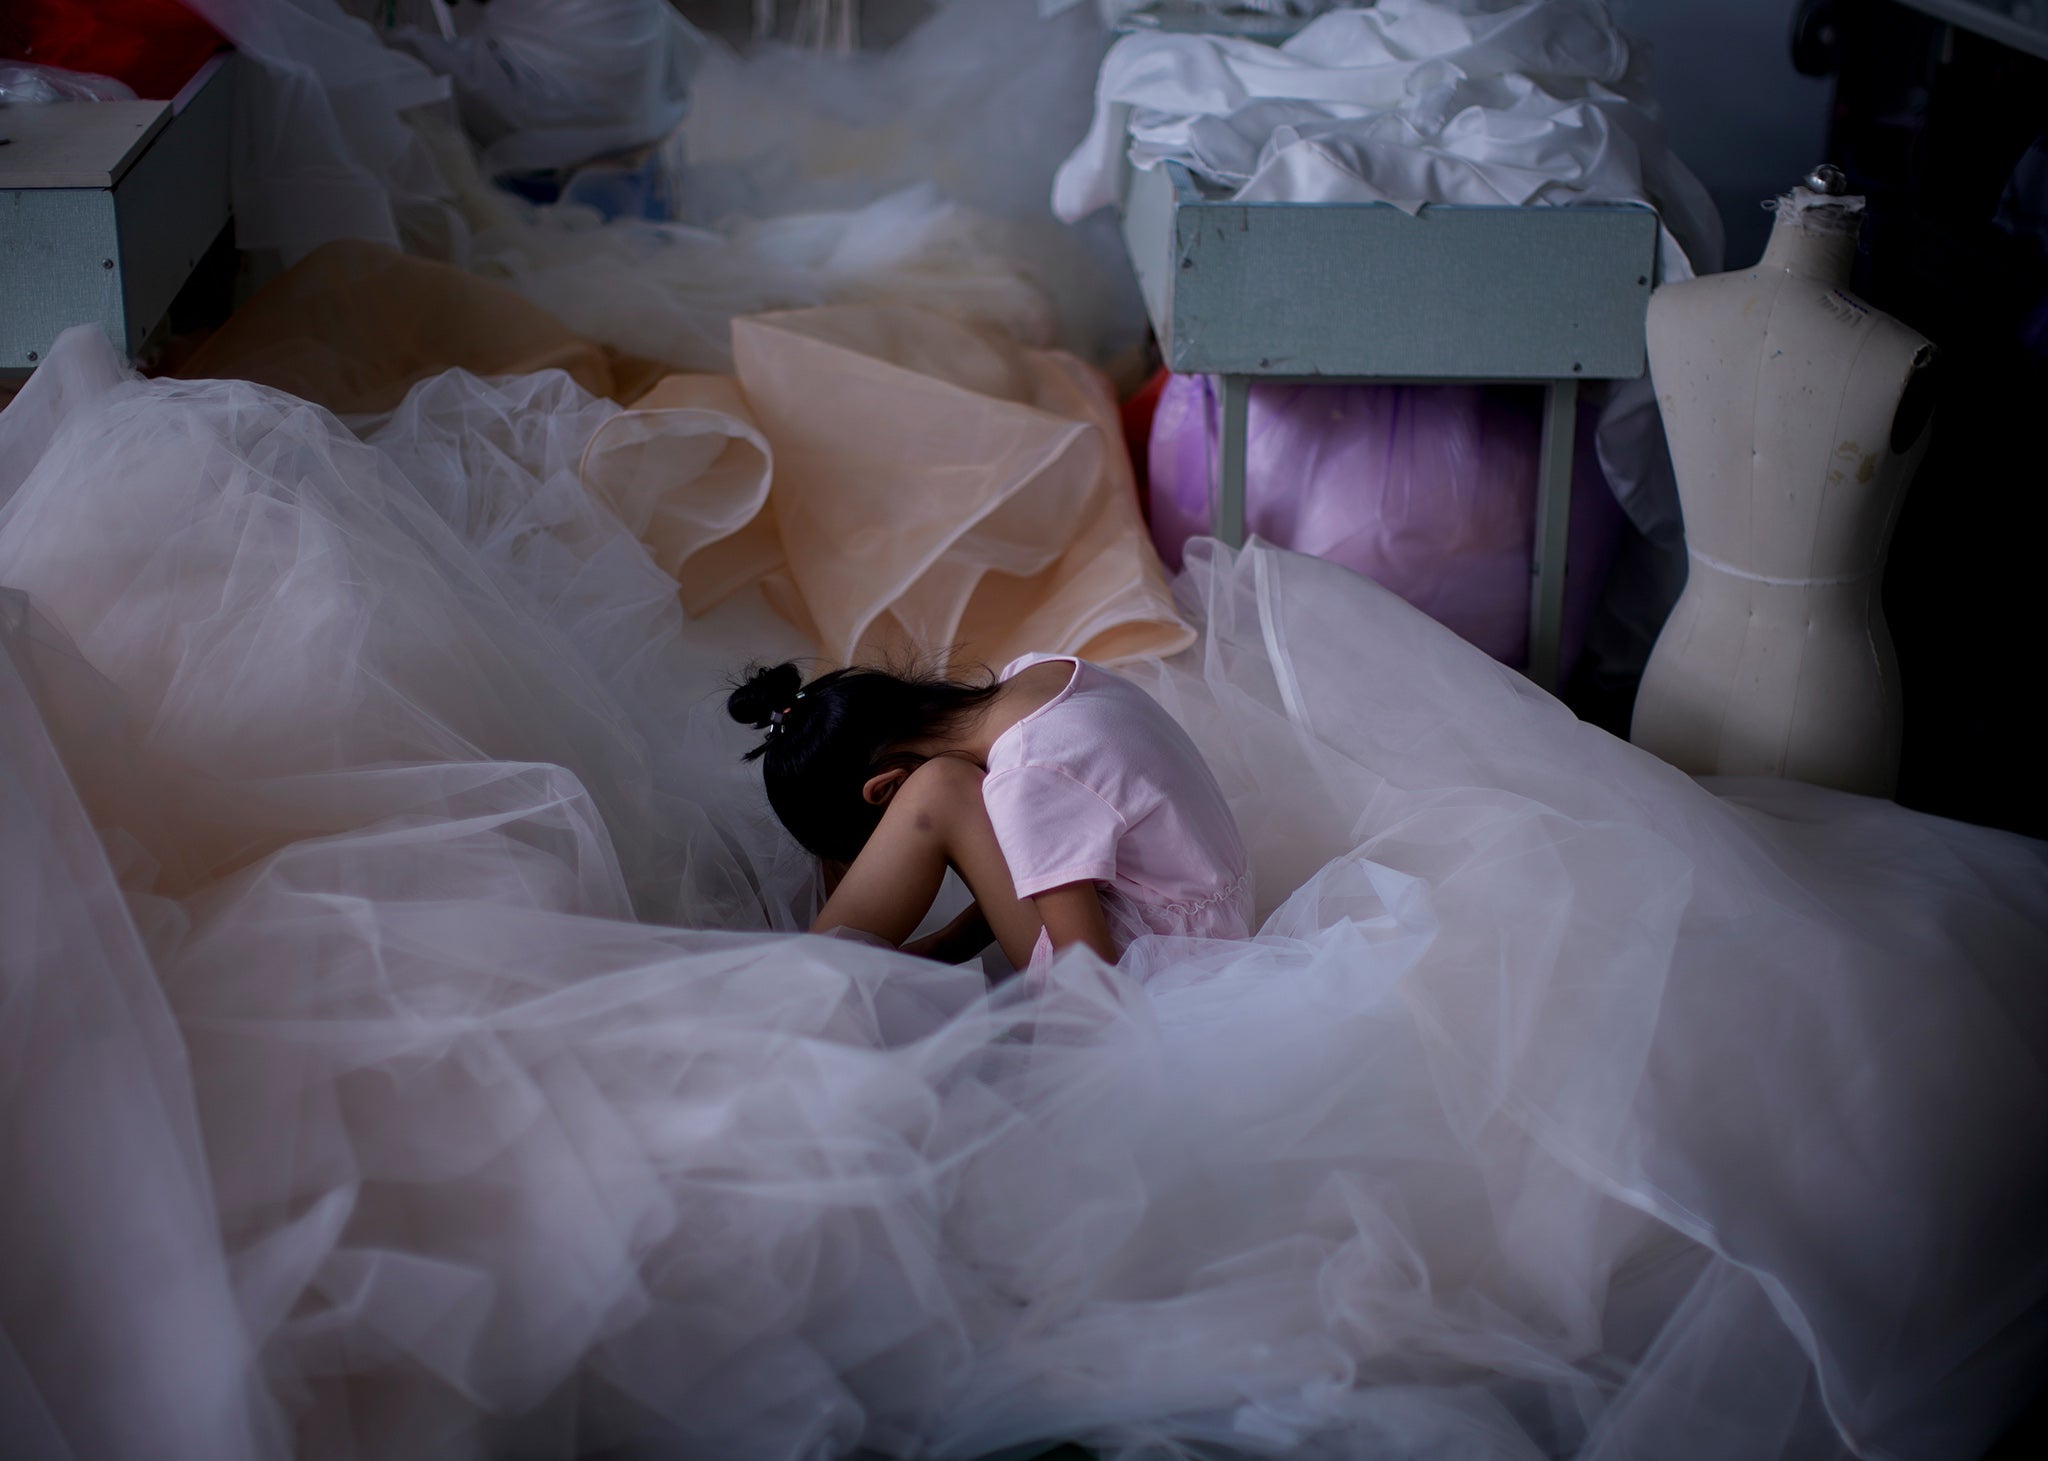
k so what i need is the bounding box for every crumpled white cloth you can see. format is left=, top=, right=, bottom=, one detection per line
left=1053, top=0, right=1723, bottom=282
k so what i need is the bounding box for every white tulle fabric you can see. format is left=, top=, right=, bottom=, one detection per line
left=2, top=328, right=2044, bottom=1461
left=1052, top=0, right=1724, bottom=283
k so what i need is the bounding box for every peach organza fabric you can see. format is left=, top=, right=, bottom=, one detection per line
left=179, top=243, right=1188, bottom=671
left=175, top=240, right=670, bottom=413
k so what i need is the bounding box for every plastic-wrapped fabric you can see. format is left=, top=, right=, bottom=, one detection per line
left=384, top=0, right=705, bottom=176
left=2, top=326, right=2045, bottom=1461
left=0, top=61, right=137, bottom=104
left=1146, top=374, right=1625, bottom=676
left=1053, top=0, right=1723, bottom=284
left=0, top=0, right=225, bottom=101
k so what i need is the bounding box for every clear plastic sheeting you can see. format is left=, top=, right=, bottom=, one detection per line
left=1053, top=0, right=1724, bottom=283
left=2, top=326, right=2045, bottom=1460
left=383, top=0, right=706, bottom=176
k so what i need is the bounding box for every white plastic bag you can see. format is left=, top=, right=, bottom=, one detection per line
left=0, top=62, right=137, bottom=105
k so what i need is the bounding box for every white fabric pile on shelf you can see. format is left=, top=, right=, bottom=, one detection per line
left=3, top=326, right=2045, bottom=1461
left=1053, top=0, right=1722, bottom=283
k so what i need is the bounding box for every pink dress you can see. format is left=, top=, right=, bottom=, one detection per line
left=981, top=654, right=1252, bottom=974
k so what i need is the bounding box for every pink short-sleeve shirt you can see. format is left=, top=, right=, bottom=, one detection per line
left=981, top=655, right=1252, bottom=972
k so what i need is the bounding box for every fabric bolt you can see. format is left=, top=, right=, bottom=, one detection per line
left=982, top=653, right=1253, bottom=972
left=1052, top=0, right=1723, bottom=283
left=3, top=327, right=2046, bottom=1461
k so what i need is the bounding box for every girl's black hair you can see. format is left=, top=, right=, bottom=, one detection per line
left=727, top=660, right=1000, bottom=863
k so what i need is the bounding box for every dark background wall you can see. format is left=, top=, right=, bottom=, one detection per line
left=1610, top=0, right=1836, bottom=267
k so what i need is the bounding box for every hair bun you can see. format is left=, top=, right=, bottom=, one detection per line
left=727, top=662, right=804, bottom=729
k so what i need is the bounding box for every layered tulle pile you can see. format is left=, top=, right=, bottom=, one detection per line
left=2, top=328, right=2044, bottom=1461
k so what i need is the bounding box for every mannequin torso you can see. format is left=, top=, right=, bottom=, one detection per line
left=1631, top=188, right=1936, bottom=796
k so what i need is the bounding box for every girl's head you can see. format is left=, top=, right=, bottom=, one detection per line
left=727, top=660, right=998, bottom=862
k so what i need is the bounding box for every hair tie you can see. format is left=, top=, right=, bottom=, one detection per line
left=766, top=690, right=806, bottom=737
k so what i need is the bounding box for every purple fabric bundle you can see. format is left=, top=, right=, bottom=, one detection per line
left=1148, top=375, right=1624, bottom=677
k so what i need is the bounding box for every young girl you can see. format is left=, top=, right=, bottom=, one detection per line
left=728, top=654, right=1252, bottom=975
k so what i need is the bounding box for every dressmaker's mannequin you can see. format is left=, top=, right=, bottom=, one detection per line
left=1631, top=171, right=1937, bottom=796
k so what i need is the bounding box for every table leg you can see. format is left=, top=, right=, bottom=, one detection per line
left=1213, top=373, right=1250, bottom=550
left=1528, top=379, right=1577, bottom=693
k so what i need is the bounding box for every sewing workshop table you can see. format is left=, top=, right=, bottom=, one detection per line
left=1118, top=159, right=1660, bottom=691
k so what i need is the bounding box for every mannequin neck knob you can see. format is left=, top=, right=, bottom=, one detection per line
left=1757, top=193, right=1860, bottom=284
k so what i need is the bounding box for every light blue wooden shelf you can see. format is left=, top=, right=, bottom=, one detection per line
left=1119, top=158, right=1661, bottom=690
left=0, top=54, right=236, bottom=373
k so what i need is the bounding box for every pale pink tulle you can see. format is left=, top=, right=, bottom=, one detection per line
left=1, top=328, right=2043, bottom=1461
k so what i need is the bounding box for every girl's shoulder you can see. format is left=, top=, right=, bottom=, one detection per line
left=990, top=660, right=1157, bottom=770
